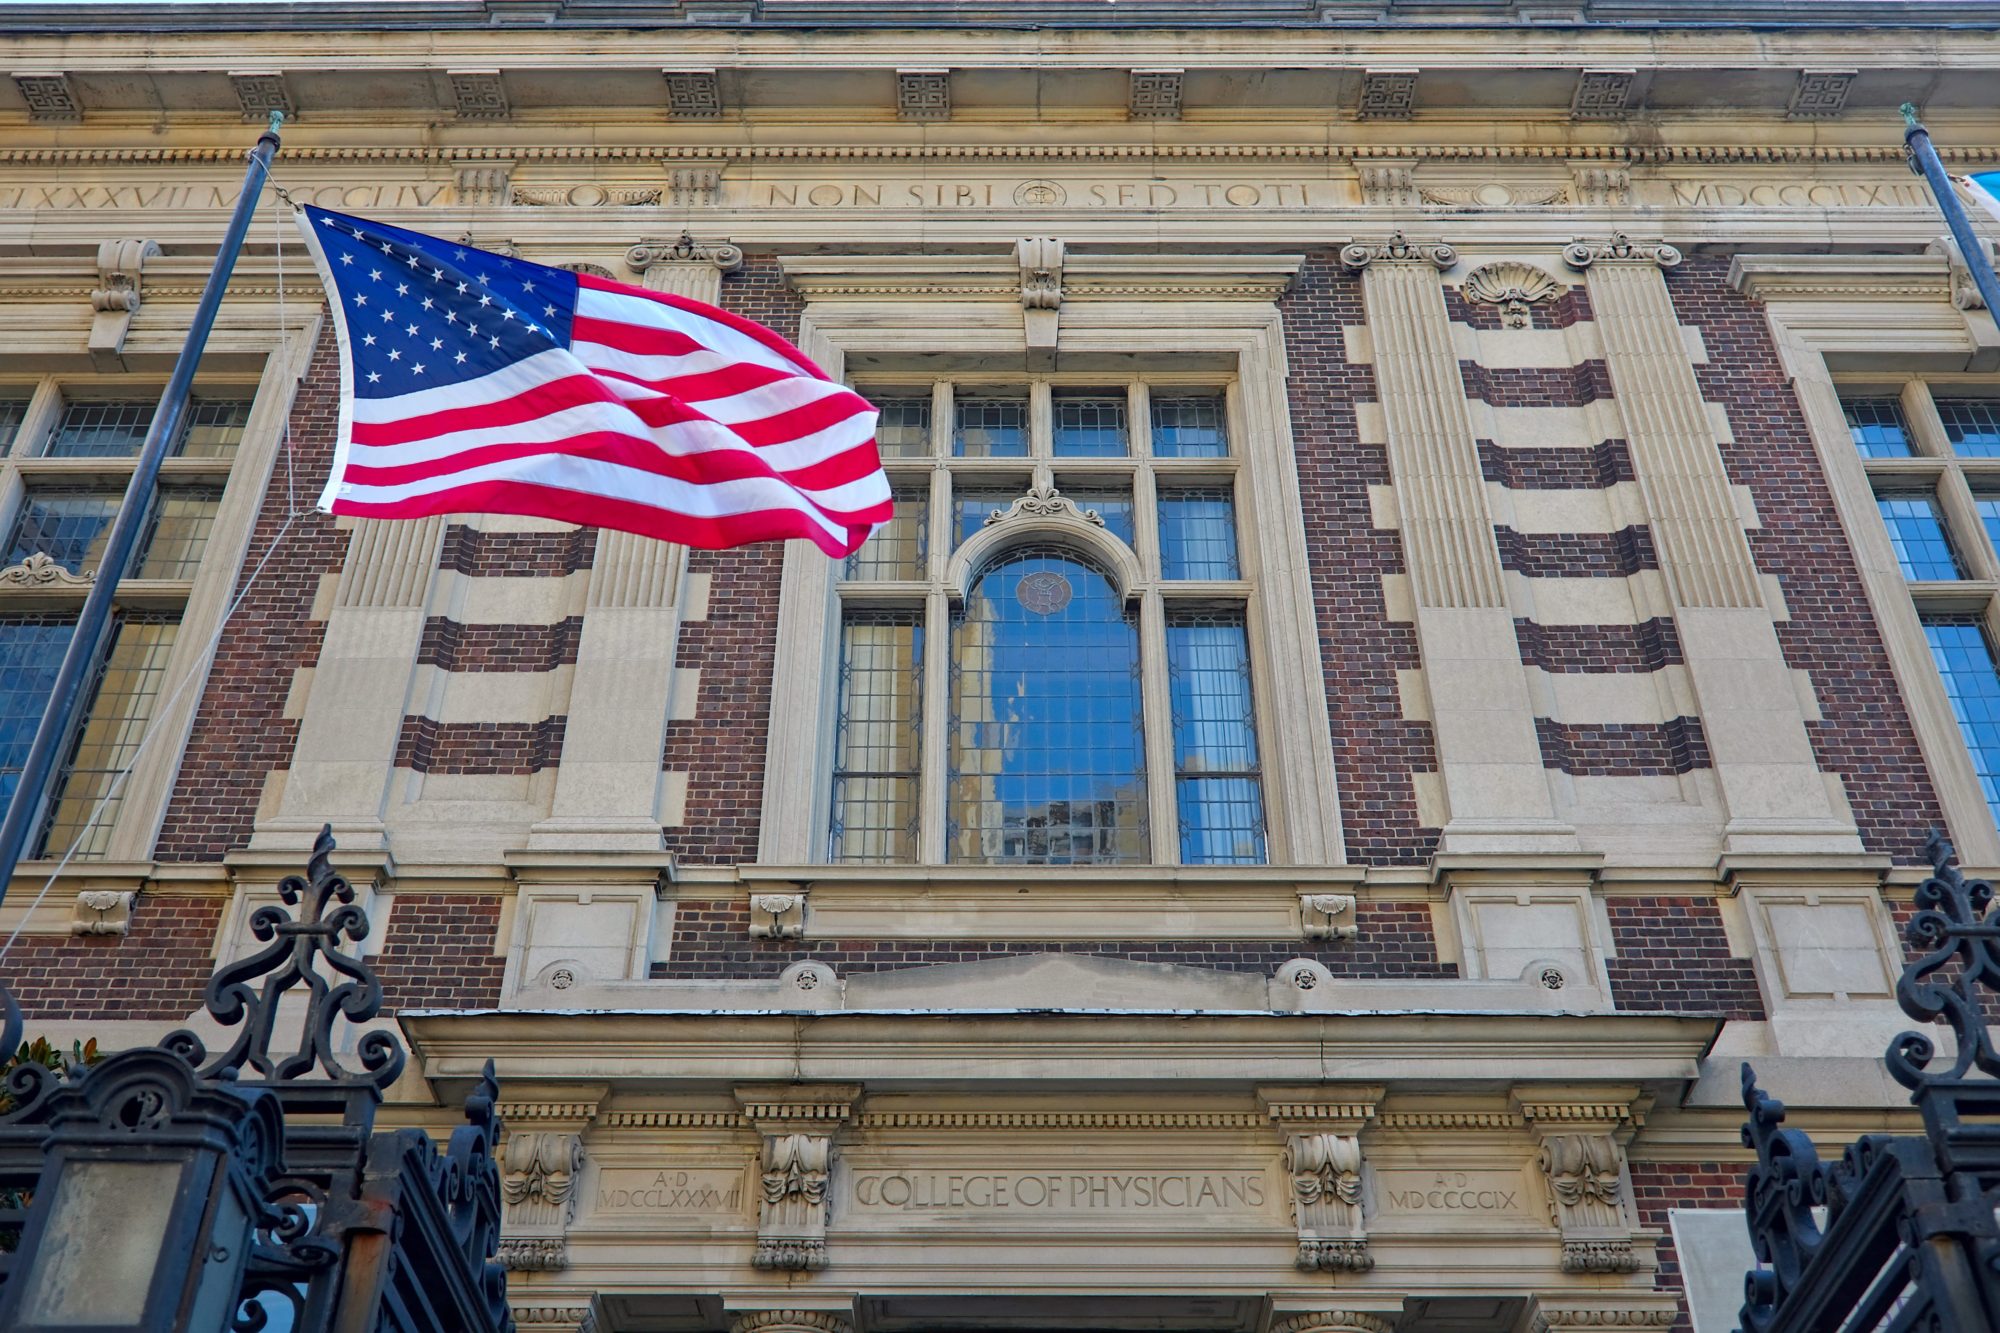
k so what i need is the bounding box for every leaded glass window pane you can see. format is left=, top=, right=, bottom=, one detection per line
left=1052, top=393, right=1128, bottom=458
left=948, top=548, right=1147, bottom=864
left=844, top=488, right=928, bottom=581
left=1151, top=394, right=1228, bottom=458
left=46, top=401, right=153, bottom=459
left=42, top=615, right=178, bottom=860
left=1843, top=398, right=1914, bottom=459
left=178, top=398, right=253, bottom=459
left=6, top=488, right=120, bottom=574
left=137, top=487, right=224, bottom=579
left=0, top=400, right=29, bottom=453
left=1939, top=399, right=2000, bottom=459
left=873, top=397, right=932, bottom=458
left=1168, top=613, right=1266, bottom=865
left=1925, top=617, right=2000, bottom=825
left=1061, top=486, right=1136, bottom=548
left=952, top=489, right=1019, bottom=547
left=1877, top=495, right=1964, bottom=580
left=1159, top=487, right=1241, bottom=579
left=829, top=613, right=923, bottom=863
left=0, top=618, right=72, bottom=811
left=953, top=394, right=1028, bottom=458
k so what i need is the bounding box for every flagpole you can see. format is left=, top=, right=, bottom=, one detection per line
left=0, top=111, right=285, bottom=911
left=1904, top=103, right=2000, bottom=318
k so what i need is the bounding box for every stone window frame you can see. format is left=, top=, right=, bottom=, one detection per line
left=759, top=292, right=1346, bottom=876
left=0, top=335, right=314, bottom=873
left=1732, top=253, right=2000, bottom=864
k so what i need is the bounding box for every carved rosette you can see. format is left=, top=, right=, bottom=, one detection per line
left=756, top=1130, right=834, bottom=1270
left=1561, top=234, right=1682, bottom=271
left=1462, top=261, right=1564, bottom=330
left=1340, top=232, right=1457, bottom=271
left=1286, top=1132, right=1372, bottom=1272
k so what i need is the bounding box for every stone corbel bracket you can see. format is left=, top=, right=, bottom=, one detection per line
left=1927, top=235, right=1999, bottom=312
left=455, top=163, right=515, bottom=207
left=749, top=890, right=806, bottom=939
left=90, top=238, right=160, bottom=372
left=70, top=889, right=134, bottom=936
left=1260, top=1086, right=1384, bottom=1274
left=1340, top=233, right=1457, bottom=272
left=1299, top=892, right=1357, bottom=942
left=1514, top=1088, right=1650, bottom=1275
left=1017, top=236, right=1065, bottom=353
left=494, top=1090, right=604, bottom=1273
left=738, top=1083, right=860, bottom=1272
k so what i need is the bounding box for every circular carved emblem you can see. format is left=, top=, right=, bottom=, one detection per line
left=1016, top=570, right=1073, bottom=615
left=548, top=966, right=577, bottom=991
left=1014, top=179, right=1068, bottom=208
left=1539, top=966, right=1566, bottom=991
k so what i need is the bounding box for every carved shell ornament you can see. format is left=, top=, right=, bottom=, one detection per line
left=1461, top=261, right=1564, bottom=329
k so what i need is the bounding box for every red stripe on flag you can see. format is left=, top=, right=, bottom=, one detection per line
left=576, top=272, right=834, bottom=380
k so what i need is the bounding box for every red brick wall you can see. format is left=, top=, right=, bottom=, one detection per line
left=1281, top=252, right=1441, bottom=865
left=1630, top=1160, right=1747, bottom=1333
left=1535, top=717, right=1713, bottom=777
left=1605, top=897, right=1764, bottom=1018
left=417, top=616, right=583, bottom=672
left=438, top=523, right=596, bottom=577
left=654, top=898, right=1455, bottom=980
left=1671, top=257, right=1944, bottom=864
left=156, top=319, right=348, bottom=861
left=394, top=716, right=567, bottom=774
left=658, top=255, right=799, bottom=865
left=374, top=893, right=506, bottom=1011
left=7, top=896, right=224, bottom=1021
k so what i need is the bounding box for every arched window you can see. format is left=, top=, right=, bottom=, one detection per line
left=949, top=546, right=1146, bottom=864
left=822, top=375, right=1274, bottom=867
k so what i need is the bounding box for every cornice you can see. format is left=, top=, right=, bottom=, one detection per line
left=779, top=252, right=1302, bottom=303
left=1729, top=253, right=1955, bottom=302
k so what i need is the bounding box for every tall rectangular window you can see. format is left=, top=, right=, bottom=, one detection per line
left=1150, top=394, right=1228, bottom=459
left=873, top=396, right=932, bottom=458
left=0, top=618, right=74, bottom=809
left=0, top=400, right=28, bottom=452
left=1159, top=487, right=1241, bottom=580
left=42, top=615, right=178, bottom=859
left=1167, top=613, right=1266, bottom=865
left=1877, top=496, right=1963, bottom=580
left=953, top=394, right=1028, bottom=458
left=828, top=613, right=923, bottom=863
left=1925, top=618, right=2000, bottom=825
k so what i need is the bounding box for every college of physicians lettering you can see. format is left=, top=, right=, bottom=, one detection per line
left=850, top=1171, right=1270, bottom=1213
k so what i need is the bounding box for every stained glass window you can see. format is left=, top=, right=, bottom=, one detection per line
left=948, top=548, right=1147, bottom=864
left=1159, top=487, right=1241, bottom=580
left=1939, top=399, right=2000, bottom=459
left=953, top=394, right=1028, bottom=458
left=0, top=618, right=73, bottom=811
left=1052, top=392, right=1128, bottom=458
left=873, top=397, right=932, bottom=458
left=1151, top=394, right=1228, bottom=459
left=843, top=488, right=927, bottom=581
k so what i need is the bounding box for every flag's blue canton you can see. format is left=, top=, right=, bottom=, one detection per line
left=306, top=205, right=579, bottom=401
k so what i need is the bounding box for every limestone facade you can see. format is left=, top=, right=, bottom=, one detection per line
left=0, top=3, right=1996, bottom=1329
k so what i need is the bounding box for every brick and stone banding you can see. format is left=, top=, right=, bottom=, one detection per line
left=1459, top=360, right=1614, bottom=407
left=394, top=715, right=568, bottom=775
left=1534, top=716, right=1712, bottom=776
left=1496, top=525, right=1660, bottom=578
left=1604, top=897, right=1763, bottom=1018
left=1478, top=438, right=1636, bottom=490
left=1515, top=618, right=1685, bottom=673
left=417, top=616, right=584, bottom=673
left=437, top=523, right=596, bottom=578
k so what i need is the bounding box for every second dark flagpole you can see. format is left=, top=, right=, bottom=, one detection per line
left=0, top=110, right=286, bottom=910
left=1905, top=102, right=2000, bottom=318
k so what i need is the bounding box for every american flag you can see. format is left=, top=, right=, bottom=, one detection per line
left=296, top=205, right=889, bottom=556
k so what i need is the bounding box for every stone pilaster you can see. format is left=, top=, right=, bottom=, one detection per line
left=256, top=515, right=446, bottom=852
left=1344, top=236, right=1575, bottom=854
left=1565, top=236, right=1860, bottom=853
left=528, top=236, right=741, bottom=849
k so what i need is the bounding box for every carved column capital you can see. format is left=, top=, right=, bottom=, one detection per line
left=1339, top=232, right=1456, bottom=271
left=1518, top=1091, right=1646, bottom=1275
left=1261, top=1087, right=1382, bottom=1273
left=1561, top=234, right=1682, bottom=270
left=498, top=1127, right=586, bottom=1271
left=625, top=233, right=743, bottom=276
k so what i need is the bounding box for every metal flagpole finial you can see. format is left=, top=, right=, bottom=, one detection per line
left=1902, top=101, right=1923, bottom=134
left=266, top=107, right=285, bottom=135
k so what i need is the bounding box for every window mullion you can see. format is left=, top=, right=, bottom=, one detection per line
left=1903, top=380, right=1953, bottom=458
left=1029, top=380, right=1053, bottom=486
left=1940, top=469, right=1999, bottom=581
left=1138, top=588, right=1179, bottom=866
left=919, top=585, right=950, bottom=864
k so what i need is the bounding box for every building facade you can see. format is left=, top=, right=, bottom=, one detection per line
left=1, top=2, right=1996, bottom=1329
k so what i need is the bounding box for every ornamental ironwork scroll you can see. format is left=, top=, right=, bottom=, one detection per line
left=0, top=824, right=514, bottom=1333
left=1737, top=832, right=2000, bottom=1333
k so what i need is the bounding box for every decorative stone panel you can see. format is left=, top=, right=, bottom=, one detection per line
left=228, top=72, right=293, bottom=122
left=1357, top=69, right=1417, bottom=120
left=1129, top=69, right=1184, bottom=119
left=449, top=69, right=510, bottom=119
left=13, top=73, right=80, bottom=122
left=1570, top=70, right=1638, bottom=120
left=662, top=69, right=723, bottom=118
left=1787, top=69, right=1855, bottom=119
left=896, top=69, right=949, bottom=120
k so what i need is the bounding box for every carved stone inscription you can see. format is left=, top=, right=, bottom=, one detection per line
left=594, top=1167, right=747, bottom=1217
left=1371, top=1169, right=1531, bottom=1220
left=850, top=1170, right=1268, bottom=1214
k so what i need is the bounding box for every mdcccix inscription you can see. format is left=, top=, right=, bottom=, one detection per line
left=1378, top=1171, right=1518, bottom=1213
